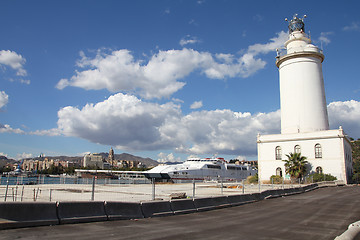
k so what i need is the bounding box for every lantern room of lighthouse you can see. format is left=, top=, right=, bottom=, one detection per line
left=257, top=15, right=353, bottom=184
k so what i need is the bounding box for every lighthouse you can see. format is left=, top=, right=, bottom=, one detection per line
left=257, top=15, right=353, bottom=184
left=277, top=15, right=329, bottom=134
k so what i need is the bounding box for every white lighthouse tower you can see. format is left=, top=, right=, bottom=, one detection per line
left=277, top=15, right=329, bottom=134
left=257, top=15, right=353, bottom=184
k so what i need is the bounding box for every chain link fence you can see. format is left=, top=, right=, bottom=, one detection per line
left=0, top=174, right=331, bottom=203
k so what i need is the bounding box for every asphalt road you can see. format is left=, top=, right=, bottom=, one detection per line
left=1, top=186, right=359, bottom=240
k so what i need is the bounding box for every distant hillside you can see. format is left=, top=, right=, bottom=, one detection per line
left=0, top=156, right=16, bottom=168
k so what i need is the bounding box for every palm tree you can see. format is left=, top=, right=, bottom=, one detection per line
left=283, top=152, right=308, bottom=179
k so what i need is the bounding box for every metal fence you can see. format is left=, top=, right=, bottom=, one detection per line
left=0, top=175, right=327, bottom=203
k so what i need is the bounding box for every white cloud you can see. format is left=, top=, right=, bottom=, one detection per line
left=190, top=100, right=203, bottom=109
left=79, top=151, right=91, bottom=156
left=16, top=152, right=33, bottom=160
left=9, top=94, right=360, bottom=157
left=20, top=79, right=30, bottom=84
left=328, top=100, right=360, bottom=138
left=157, top=152, right=181, bottom=163
left=215, top=53, right=234, bottom=64
left=179, top=35, right=201, bottom=46
left=318, top=32, right=333, bottom=46
left=56, top=93, right=182, bottom=151
left=236, top=155, right=247, bottom=161
left=57, top=32, right=287, bottom=99
left=253, top=14, right=264, bottom=22
left=30, top=128, right=61, bottom=136
left=343, top=22, right=360, bottom=32
left=0, top=152, right=8, bottom=158
left=0, top=123, right=24, bottom=134
left=247, top=31, right=288, bottom=56
left=0, top=91, right=9, bottom=109
left=9, top=78, right=31, bottom=84
left=188, top=19, right=198, bottom=26
left=52, top=93, right=281, bottom=156
left=171, top=98, right=184, bottom=103
left=0, top=50, right=27, bottom=76
left=176, top=109, right=280, bottom=155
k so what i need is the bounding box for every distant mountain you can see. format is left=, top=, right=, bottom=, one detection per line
left=0, top=155, right=16, bottom=168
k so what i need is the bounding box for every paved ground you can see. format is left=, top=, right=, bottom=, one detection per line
left=1, top=186, right=359, bottom=240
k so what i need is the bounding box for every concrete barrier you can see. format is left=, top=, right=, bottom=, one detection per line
left=170, top=199, right=196, bottom=215
left=57, top=201, right=107, bottom=224
left=227, top=194, right=255, bottom=206
left=141, top=201, right=173, bottom=218
left=193, top=197, right=217, bottom=211
left=259, top=190, right=271, bottom=200
left=303, top=183, right=318, bottom=192
left=284, top=188, right=304, bottom=196
left=212, top=196, right=231, bottom=208
left=335, top=220, right=360, bottom=240
left=193, top=196, right=229, bottom=212
left=264, top=189, right=284, bottom=199
left=105, top=202, right=143, bottom=220
left=295, top=187, right=305, bottom=194
left=251, top=193, right=262, bottom=201
left=275, top=189, right=286, bottom=197
left=284, top=187, right=292, bottom=195
left=0, top=202, right=58, bottom=230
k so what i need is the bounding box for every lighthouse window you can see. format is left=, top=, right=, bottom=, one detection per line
left=315, top=144, right=322, bottom=158
left=294, top=145, right=301, bottom=154
left=275, top=146, right=282, bottom=160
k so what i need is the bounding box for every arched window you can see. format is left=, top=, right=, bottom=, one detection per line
left=294, top=145, right=301, bottom=154
left=316, top=166, right=323, bottom=174
left=315, top=144, right=322, bottom=158
left=275, top=146, right=282, bottom=160
left=276, top=167, right=283, bottom=177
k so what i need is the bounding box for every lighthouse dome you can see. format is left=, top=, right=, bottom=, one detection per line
left=288, top=14, right=305, bottom=33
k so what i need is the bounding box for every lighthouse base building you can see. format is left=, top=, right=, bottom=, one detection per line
left=257, top=128, right=353, bottom=183
left=257, top=15, right=353, bottom=184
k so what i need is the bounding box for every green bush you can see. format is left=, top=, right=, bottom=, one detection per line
left=247, top=173, right=258, bottom=184
left=309, top=173, right=337, bottom=182
left=352, top=173, right=360, bottom=183
left=270, top=175, right=283, bottom=184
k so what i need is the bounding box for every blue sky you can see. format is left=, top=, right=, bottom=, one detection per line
left=0, top=0, right=360, bottom=162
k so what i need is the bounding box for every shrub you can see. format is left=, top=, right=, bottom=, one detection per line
left=247, top=173, right=258, bottom=184
left=309, top=173, right=337, bottom=182
left=270, top=175, right=283, bottom=184
left=352, top=173, right=360, bottom=183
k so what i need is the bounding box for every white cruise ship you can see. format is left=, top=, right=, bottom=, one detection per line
left=144, top=157, right=257, bottom=181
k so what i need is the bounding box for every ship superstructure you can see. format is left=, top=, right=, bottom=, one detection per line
left=145, top=157, right=257, bottom=181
